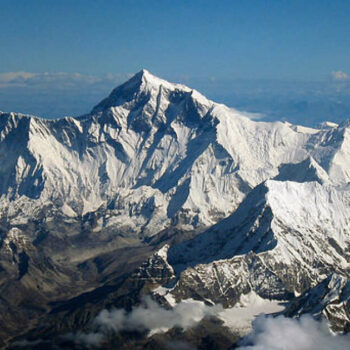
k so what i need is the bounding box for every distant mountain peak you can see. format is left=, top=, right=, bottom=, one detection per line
left=125, top=68, right=161, bottom=89
left=136, top=68, right=161, bottom=85
left=134, top=68, right=189, bottom=90
left=91, top=70, right=210, bottom=114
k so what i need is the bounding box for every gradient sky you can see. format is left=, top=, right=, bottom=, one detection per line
left=1, top=0, right=350, bottom=80
left=1, top=0, right=350, bottom=124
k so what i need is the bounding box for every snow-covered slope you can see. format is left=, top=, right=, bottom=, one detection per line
left=159, top=180, right=350, bottom=311
left=1, top=69, right=349, bottom=239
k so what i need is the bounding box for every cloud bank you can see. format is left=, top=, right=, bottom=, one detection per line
left=238, top=315, right=350, bottom=350
left=69, top=299, right=350, bottom=349
left=17, top=299, right=350, bottom=349
left=0, top=71, right=134, bottom=118
left=2, top=70, right=350, bottom=125
left=0, top=71, right=131, bottom=89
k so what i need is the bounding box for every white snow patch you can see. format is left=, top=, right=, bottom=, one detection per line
left=217, top=292, right=285, bottom=335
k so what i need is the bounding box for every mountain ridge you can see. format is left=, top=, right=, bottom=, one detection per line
left=1, top=70, right=350, bottom=347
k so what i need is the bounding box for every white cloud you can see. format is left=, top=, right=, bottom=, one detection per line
left=0, top=71, right=130, bottom=88
left=0, top=72, right=36, bottom=87
left=67, top=297, right=222, bottom=346
left=332, top=70, right=349, bottom=81
left=94, top=297, right=221, bottom=335
left=238, top=315, right=350, bottom=350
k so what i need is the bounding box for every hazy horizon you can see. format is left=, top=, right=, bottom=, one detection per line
left=1, top=0, right=350, bottom=125
left=1, top=71, right=350, bottom=127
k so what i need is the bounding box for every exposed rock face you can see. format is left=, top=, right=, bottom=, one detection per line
left=164, top=181, right=350, bottom=310
left=286, top=274, right=350, bottom=333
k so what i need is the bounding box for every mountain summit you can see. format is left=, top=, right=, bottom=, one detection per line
left=91, top=69, right=204, bottom=113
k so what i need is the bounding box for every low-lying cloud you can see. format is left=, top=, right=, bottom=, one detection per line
left=16, top=299, right=350, bottom=349
left=238, top=314, right=350, bottom=350
left=95, top=297, right=219, bottom=334
left=70, top=297, right=222, bottom=346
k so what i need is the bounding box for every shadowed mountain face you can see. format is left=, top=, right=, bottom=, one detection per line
left=1, top=70, right=350, bottom=348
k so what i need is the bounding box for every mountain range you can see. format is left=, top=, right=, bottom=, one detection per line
left=1, top=70, right=350, bottom=349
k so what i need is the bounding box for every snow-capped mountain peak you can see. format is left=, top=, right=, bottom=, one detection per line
left=91, top=69, right=211, bottom=115
left=0, top=71, right=349, bottom=238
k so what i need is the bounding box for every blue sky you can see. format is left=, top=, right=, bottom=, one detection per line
left=1, top=0, right=350, bottom=123
left=1, top=0, right=350, bottom=79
